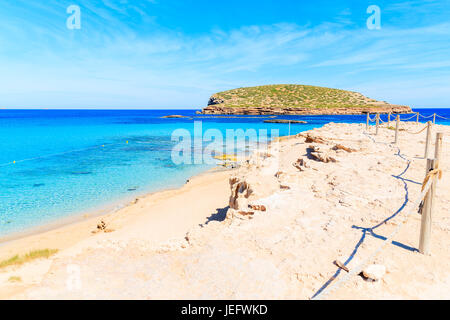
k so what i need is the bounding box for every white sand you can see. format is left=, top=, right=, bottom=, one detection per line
left=0, top=121, right=449, bottom=299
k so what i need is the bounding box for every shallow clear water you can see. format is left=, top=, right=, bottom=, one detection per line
left=0, top=108, right=448, bottom=237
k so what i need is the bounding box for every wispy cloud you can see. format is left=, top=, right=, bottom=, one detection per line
left=0, top=0, right=449, bottom=108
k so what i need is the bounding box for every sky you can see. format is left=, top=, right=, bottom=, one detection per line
left=0, top=0, right=449, bottom=109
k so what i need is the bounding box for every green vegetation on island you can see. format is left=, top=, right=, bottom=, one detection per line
left=201, top=84, right=411, bottom=115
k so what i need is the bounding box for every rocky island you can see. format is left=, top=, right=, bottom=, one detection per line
left=200, top=84, right=412, bottom=115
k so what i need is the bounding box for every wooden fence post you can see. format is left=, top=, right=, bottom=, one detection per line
left=416, top=112, right=420, bottom=124
left=375, top=113, right=379, bottom=135
left=424, top=121, right=432, bottom=158
left=434, top=132, right=444, bottom=170
left=388, top=112, right=391, bottom=128
left=366, top=113, right=369, bottom=130
left=394, top=115, right=400, bottom=144
left=419, top=158, right=437, bottom=255
left=433, top=113, right=436, bottom=125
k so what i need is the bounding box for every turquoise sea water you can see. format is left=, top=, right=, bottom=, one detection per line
left=0, top=108, right=448, bottom=237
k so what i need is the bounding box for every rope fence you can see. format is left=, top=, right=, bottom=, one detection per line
left=405, top=124, right=429, bottom=135
left=366, top=112, right=450, bottom=124
left=436, top=114, right=450, bottom=120
left=419, top=114, right=435, bottom=119
left=312, top=112, right=446, bottom=299
left=401, top=114, right=419, bottom=121
left=366, top=111, right=448, bottom=146
left=365, top=111, right=448, bottom=160
left=312, top=172, right=438, bottom=300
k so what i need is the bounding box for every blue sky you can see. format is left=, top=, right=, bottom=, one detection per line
left=0, top=0, right=449, bottom=109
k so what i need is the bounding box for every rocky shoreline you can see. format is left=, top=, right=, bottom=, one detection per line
left=263, top=119, right=307, bottom=124
left=201, top=105, right=412, bottom=115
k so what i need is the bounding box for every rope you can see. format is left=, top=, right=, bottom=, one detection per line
left=368, top=115, right=377, bottom=122
left=405, top=124, right=428, bottom=135
left=421, top=169, right=442, bottom=192
left=435, top=114, right=450, bottom=120
left=311, top=126, right=443, bottom=300
left=402, top=112, right=449, bottom=121
left=400, top=114, right=417, bottom=121
left=311, top=132, right=408, bottom=298
left=419, top=114, right=434, bottom=119
left=312, top=176, right=434, bottom=300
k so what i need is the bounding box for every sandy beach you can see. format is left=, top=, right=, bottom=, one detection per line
left=0, top=121, right=449, bottom=300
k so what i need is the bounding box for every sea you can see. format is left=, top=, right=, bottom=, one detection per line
left=0, top=108, right=449, bottom=237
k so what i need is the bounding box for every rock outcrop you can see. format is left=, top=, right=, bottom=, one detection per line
left=161, top=115, right=190, bottom=118
left=308, top=145, right=337, bottom=163
left=263, top=119, right=308, bottom=124
left=227, top=150, right=281, bottom=219
left=202, top=105, right=411, bottom=116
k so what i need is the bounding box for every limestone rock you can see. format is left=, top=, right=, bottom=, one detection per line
left=97, top=220, right=106, bottom=231
left=293, top=158, right=309, bottom=171
left=161, top=115, right=189, bottom=118
left=229, top=177, right=253, bottom=211
left=249, top=204, right=267, bottom=211
left=362, top=264, right=386, bottom=281
left=333, top=144, right=356, bottom=153
left=308, top=145, right=337, bottom=163
left=263, top=119, right=307, bottom=124
left=304, top=134, right=326, bottom=144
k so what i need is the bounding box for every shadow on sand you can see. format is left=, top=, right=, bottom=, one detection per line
left=203, top=206, right=229, bottom=225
